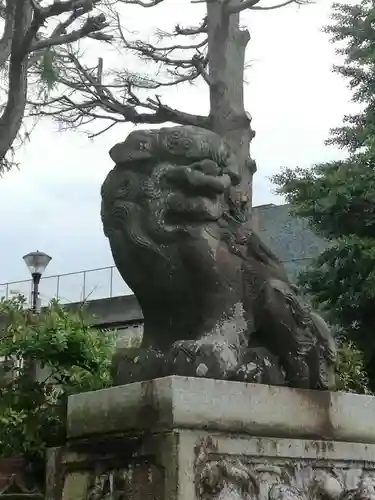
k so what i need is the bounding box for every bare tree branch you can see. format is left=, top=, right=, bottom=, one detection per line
left=121, top=0, right=165, bottom=6
left=0, top=0, right=110, bottom=171
left=116, top=14, right=206, bottom=69
left=119, top=39, right=205, bottom=67
left=30, top=0, right=99, bottom=19
left=32, top=89, right=210, bottom=128
left=30, top=14, right=109, bottom=52
left=89, top=121, right=117, bottom=138
left=175, top=16, right=207, bottom=36
left=193, top=54, right=211, bottom=85
left=24, top=0, right=215, bottom=144
left=23, top=0, right=100, bottom=55
left=145, top=38, right=208, bottom=53
left=248, top=0, right=304, bottom=9
left=226, top=0, right=304, bottom=13
left=111, top=11, right=209, bottom=88
left=28, top=45, right=210, bottom=131
left=27, top=2, right=91, bottom=67
left=111, top=69, right=203, bottom=89
left=125, top=93, right=211, bottom=127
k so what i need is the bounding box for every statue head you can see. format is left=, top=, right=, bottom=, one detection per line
left=101, top=125, right=252, bottom=347
left=101, top=126, right=243, bottom=302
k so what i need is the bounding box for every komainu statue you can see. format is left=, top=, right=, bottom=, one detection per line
left=101, top=125, right=336, bottom=390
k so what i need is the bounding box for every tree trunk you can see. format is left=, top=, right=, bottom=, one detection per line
left=0, top=0, right=16, bottom=68
left=206, top=0, right=256, bottom=211
left=0, top=0, right=31, bottom=164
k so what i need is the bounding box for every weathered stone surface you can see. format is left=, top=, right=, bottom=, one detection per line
left=111, top=347, right=167, bottom=384
left=67, top=376, right=375, bottom=444
left=50, top=432, right=176, bottom=500
left=86, top=462, right=164, bottom=500
left=0, top=458, right=44, bottom=500
left=101, top=125, right=336, bottom=390
left=190, top=434, right=375, bottom=500
left=55, top=428, right=375, bottom=500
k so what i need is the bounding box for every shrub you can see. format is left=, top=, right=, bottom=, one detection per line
left=0, top=295, right=115, bottom=463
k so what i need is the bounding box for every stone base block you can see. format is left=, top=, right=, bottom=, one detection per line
left=67, top=376, right=375, bottom=443
left=50, top=378, right=375, bottom=500
left=51, top=431, right=375, bottom=500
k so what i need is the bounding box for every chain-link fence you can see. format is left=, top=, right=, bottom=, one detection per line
left=0, top=266, right=131, bottom=306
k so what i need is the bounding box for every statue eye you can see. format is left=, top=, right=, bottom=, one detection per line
left=181, top=138, right=192, bottom=149
left=170, top=130, right=182, bottom=139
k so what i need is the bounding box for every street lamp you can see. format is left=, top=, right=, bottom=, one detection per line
left=22, top=251, right=52, bottom=312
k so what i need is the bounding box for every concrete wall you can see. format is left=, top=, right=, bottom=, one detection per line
left=63, top=295, right=144, bottom=342
left=65, top=295, right=143, bottom=327
left=252, top=204, right=329, bottom=281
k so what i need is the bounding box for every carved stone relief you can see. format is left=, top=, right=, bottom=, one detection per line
left=62, top=462, right=163, bottom=500
left=194, top=438, right=375, bottom=500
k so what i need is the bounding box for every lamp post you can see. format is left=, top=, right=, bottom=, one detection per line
left=22, top=251, right=52, bottom=312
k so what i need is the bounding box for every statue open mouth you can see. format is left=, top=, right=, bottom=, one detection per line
left=162, top=161, right=232, bottom=225
left=165, top=193, right=222, bottom=224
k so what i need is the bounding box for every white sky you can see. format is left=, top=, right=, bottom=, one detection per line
left=0, top=0, right=356, bottom=290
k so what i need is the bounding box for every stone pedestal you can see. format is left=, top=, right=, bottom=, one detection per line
left=49, top=377, right=375, bottom=500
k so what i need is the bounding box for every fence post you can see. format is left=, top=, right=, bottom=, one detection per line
left=110, top=267, right=114, bottom=297
left=82, top=271, right=86, bottom=301
left=56, top=275, right=60, bottom=301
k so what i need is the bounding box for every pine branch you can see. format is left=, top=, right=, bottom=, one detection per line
left=30, top=51, right=210, bottom=130
left=0, top=0, right=110, bottom=170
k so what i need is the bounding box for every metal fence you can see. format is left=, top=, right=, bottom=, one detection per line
left=0, top=266, right=131, bottom=307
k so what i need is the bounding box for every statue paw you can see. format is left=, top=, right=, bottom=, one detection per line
left=230, top=347, right=286, bottom=386
left=168, top=339, right=242, bottom=380
left=111, top=347, right=168, bottom=386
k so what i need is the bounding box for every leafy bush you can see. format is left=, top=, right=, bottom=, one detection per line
left=0, top=295, right=115, bottom=462
left=336, top=336, right=372, bottom=394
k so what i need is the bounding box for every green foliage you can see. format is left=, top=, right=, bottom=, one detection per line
left=336, top=337, right=371, bottom=394
left=36, top=50, right=61, bottom=91
left=323, top=0, right=375, bottom=154
left=273, top=155, right=375, bottom=241
left=0, top=295, right=115, bottom=461
left=273, top=160, right=375, bottom=390
left=272, top=0, right=375, bottom=393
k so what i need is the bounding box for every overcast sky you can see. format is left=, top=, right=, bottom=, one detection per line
left=0, top=0, right=356, bottom=301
